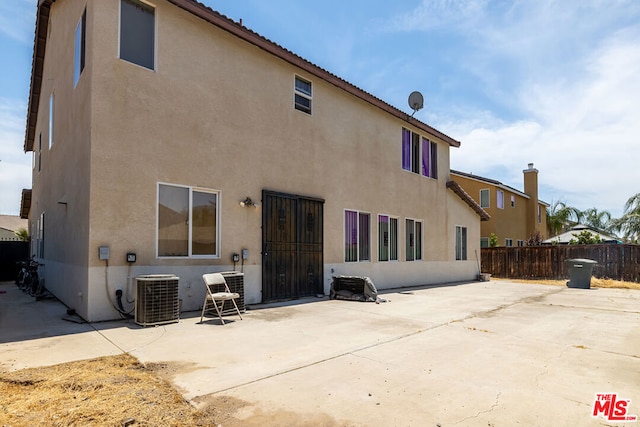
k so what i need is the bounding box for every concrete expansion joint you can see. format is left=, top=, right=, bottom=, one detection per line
left=451, top=391, right=502, bottom=425
left=89, top=322, right=131, bottom=355
left=209, top=327, right=437, bottom=395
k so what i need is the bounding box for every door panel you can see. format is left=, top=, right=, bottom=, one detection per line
left=262, top=191, right=324, bottom=302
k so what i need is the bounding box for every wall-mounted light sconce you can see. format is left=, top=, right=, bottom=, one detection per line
left=240, top=196, right=259, bottom=208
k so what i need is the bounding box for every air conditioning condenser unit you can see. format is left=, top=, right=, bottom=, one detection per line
left=135, top=274, right=180, bottom=326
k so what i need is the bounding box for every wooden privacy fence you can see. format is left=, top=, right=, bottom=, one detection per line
left=0, top=241, right=29, bottom=281
left=481, top=244, right=640, bottom=283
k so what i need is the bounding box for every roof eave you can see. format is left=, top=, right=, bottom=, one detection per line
left=20, top=189, right=32, bottom=219
left=166, top=0, right=461, bottom=147
left=446, top=180, right=491, bottom=221
left=24, top=0, right=53, bottom=153
left=25, top=0, right=461, bottom=150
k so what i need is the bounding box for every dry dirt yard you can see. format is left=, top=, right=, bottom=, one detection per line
left=1, top=278, right=638, bottom=427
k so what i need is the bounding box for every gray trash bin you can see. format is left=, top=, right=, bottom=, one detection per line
left=565, top=259, right=597, bottom=289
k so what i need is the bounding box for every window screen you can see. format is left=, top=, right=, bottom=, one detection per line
left=120, top=0, right=155, bottom=70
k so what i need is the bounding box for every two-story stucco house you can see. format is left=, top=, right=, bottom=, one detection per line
left=451, top=164, right=548, bottom=248
left=22, top=0, right=488, bottom=321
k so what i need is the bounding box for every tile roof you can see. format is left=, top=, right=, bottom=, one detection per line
left=25, top=0, right=461, bottom=151
left=446, top=180, right=491, bottom=221
left=450, top=169, right=550, bottom=206
left=0, top=214, right=28, bottom=232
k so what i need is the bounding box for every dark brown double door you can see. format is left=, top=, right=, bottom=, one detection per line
left=262, top=190, right=324, bottom=303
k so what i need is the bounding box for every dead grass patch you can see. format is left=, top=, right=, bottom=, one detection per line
left=0, top=354, right=223, bottom=426
left=0, top=355, right=348, bottom=427
left=493, top=277, right=640, bottom=290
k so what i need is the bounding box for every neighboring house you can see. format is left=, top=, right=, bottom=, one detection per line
left=22, top=0, right=488, bottom=321
left=451, top=164, right=548, bottom=247
left=542, top=224, right=621, bottom=245
left=0, top=215, right=28, bottom=241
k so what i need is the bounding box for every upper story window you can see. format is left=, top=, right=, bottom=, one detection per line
left=401, top=129, right=438, bottom=179
left=480, top=189, right=489, bottom=208
left=36, top=133, right=42, bottom=172
left=505, top=238, right=513, bottom=247
left=157, top=183, right=220, bottom=258
left=120, top=0, right=155, bottom=70
left=74, top=8, right=86, bottom=87
left=345, top=210, right=370, bottom=262
left=538, top=205, right=542, bottom=223
left=48, top=93, right=54, bottom=149
left=497, top=190, right=504, bottom=209
left=511, top=195, right=515, bottom=208
left=294, top=76, right=312, bottom=114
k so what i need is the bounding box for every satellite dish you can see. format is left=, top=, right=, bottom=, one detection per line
left=408, top=91, right=424, bottom=117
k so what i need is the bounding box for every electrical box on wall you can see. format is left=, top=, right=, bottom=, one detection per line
left=126, top=252, right=137, bottom=263
left=242, top=249, right=249, bottom=260
left=232, top=253, right=240, bottom=263
left=99, top=246, right=110, bottom=260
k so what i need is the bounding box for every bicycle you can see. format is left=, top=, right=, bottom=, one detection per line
left=16, top=256, right=45, bottom=297
left=15, top=260, right=28, bottom=288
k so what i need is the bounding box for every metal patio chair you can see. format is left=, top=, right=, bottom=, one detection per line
left=200, top=273, right=243, bottom=325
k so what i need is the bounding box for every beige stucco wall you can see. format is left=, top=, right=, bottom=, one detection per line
left=452, top=174, right=548, bottom=245
left=29, top=0, right=93, bottom=318
left=32, top=0, right=482, bottom=321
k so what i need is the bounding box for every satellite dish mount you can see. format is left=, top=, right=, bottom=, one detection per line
left=408, top=91, right=424, bottom=117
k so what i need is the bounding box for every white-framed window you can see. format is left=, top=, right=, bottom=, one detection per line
left=401, top=128, right=437, bottom=179
left=74, top=8, right=86, bottom=87
left=455, top=226, right=467, bottom=261
left=378, top=215, right=398, bottom=262
left=157, top=183, right=220, bottom=258
left=30, top=220, right=37, bottom=257
left=511, top=195, right=515, bottom=208
left=120, top=0, right=155, bottom=70
left=405, top=218, right=423, bottom=261
left=37, top=133, right=42, bottom=172
left=480, top=237, right=489, bottom=248
left=505, top=238, right=513, bottom=247
left=345, top=210, right=370, bottom=262
left=517, top=240, right=525, bottom=247
left=49, top=93, right=54, bottom=149
left=480, top=189, right=489, bottom=208
left=294, top=76, right=312, bottom=114
left=497, top=190, right=504, bottom=209
left=538, top=205, right=542, bottom=223
left=37, top=212, right=45, bottom=259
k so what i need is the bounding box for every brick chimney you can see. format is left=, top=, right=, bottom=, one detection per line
left=523, top=163, right=541, bottom=237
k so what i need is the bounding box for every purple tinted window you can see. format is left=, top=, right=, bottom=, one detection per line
left=402, top=128, right=411, bottom=170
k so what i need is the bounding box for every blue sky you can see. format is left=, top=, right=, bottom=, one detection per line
left=1, top=0, right=639, bottom=218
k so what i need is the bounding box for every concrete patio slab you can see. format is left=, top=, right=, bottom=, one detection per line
left=1, top=279, right=639, bottom=426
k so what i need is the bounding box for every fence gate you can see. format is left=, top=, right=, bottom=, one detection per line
left=262, top=190, right=324, bottom=302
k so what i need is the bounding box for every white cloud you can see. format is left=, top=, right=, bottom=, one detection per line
left=0, top=98, right=31, bottom=215
left=449, top=25, right=640, bottom=218
left=388, top=0, right=488, bottom=32
left=378, top=1, right=640, bottom=217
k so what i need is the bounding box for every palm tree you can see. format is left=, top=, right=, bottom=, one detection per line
left=615, top=193, right=640, bottom=243
left=14, top=228, right=29, bottom=242
left=546, top=201, right=580, bottom=237
left=579, top=207, right=615, bottom=234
